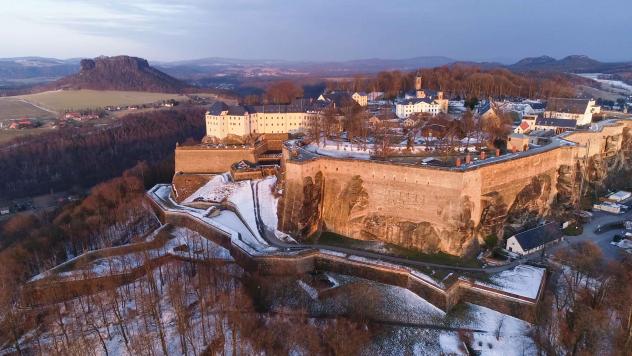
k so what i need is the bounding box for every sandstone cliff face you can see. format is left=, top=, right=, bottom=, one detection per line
left=279, top=169, right=478, bottom=255
left=478, top=173, right=555, bottom=239
left=277, top=171, right=323, bottom=237
left=277, top=120, right=632, bottom=257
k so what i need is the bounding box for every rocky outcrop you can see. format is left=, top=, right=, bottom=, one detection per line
left=505, top=174, right=553, bottom=230
left=45, top=55, right=189, bottom=93
left=277, top=171, right=323, bottom=237
left=478, top=192, right=508, bottom=239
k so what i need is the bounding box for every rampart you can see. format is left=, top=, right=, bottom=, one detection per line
left=175, top=133, right=288, bottom=174
left=146, top=191, right=544, bottom=322
left=279, top=119, right=632, bottom=256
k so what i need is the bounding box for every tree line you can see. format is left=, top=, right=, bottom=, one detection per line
left=532, top=242, right=632, bottom=354
left=325, top=65, right=577, bottom=100
left=0, top=107, right=206, bottom=200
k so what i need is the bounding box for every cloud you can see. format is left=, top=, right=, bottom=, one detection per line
left=13, top=0, right=199, bottom=39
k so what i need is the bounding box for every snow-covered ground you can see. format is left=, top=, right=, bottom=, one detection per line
left=32, top=227, right=235, bottom=282
left=447, top=303, right=536, bottom=356
left=304, top=141, right=372, bottom=159
left=611, top=238, right=632, bottom=253
left=153, top=181, right=273, bottom=252
left=183, top=173, right=239, bottom=203
left=479, top=265, right=545, bottom=299
left=257, top=176, right=278, bottom=230
left=256, top=176, right=298, bottom=243
left=579, top=73, right=632, bottom=95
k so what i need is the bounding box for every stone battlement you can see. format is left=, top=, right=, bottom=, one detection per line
left=278, top=119, right=632, bottom=256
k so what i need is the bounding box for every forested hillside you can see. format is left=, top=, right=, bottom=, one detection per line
left=0, top=107, right=206, bottom=199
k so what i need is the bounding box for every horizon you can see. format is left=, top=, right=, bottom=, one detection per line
left=1, top=0, right=631, bottom=63
left=2, top=53, right=631, bottom=66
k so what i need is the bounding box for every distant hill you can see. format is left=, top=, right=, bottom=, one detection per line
left=0, top=57, right=79, bottom=90
left=509, top=55, right=632, bottom=73
left=46, top=56, right=189, bottom=93
left=0, top=57, right=79, bottom=80
left=3, top=54, right=632, bottom=91
left=156, top=56, right=458, bottom=79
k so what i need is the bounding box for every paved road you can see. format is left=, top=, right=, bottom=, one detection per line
left=553, top=209, right=631, bottom=261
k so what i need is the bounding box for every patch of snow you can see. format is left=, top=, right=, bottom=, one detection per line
left=257, top=176, right=279, bottom=230
left=304, top=142, right=372, bottom=159
left=297, top=280, right=319, bottom=300
left=439, top=333, right=465, bottom=355
left=449, top=303, right=535, bottom=356
left=480, top=265, right=545, bottom=299
left=183, top=174, right=238, bottom=203
left=274, top=229, right=297, bottom=243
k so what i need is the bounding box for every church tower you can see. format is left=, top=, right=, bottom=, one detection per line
left=415, top=72, right=425, bottom=98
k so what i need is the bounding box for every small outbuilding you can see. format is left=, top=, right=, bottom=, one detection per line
left=506, top=222, right=563, bottom=255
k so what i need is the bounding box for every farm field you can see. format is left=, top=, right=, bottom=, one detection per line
left=0, top=97, right=56, bottom=120
left=15, top=90, right=188, bottom=112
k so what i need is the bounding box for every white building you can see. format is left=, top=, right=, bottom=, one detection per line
left=543, top=98, right=600, bottom=127
left=506, top=222, right=563, bottom=255
left=367, top=91, right=384, bottom=101
left=351, top=92, right=368, bottom=106
left=514, top=115, right=537, bottom=134
left=395, top=98, right=443, bottom=118
left=205, top=101, right=323, bottom=139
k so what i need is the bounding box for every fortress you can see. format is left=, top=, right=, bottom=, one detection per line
left=277, top=120, right=632, bottom=256
left=174, top=105, right=632, bottom=257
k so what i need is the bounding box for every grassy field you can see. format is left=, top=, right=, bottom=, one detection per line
left=0, top=97, right=57, bottom=143
left=15, top=90, right=188, bottom=112
left=0, top=97, right=56, bottom=120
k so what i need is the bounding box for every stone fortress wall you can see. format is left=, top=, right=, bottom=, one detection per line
left=278, top=119, right=632, bottom=256
left=175, top=133, right=288, bottom=174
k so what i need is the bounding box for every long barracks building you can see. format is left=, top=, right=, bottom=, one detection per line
left=206, top=100, right=328, bottom=139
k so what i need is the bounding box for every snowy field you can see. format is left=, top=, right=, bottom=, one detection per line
left=479, top=265, right=545, bottom=299
left=183, top=173, right=240, bottom=203
left=258, top=272, right=535, bottom=355
left=304, top=141, right=372, bottom=159
left=579, top=73, right=632, bottom=95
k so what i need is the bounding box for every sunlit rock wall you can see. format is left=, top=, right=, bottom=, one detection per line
left=278, top=119, right=632, bottom=256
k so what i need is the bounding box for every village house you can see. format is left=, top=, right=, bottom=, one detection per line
left=533, top=117, right=577, bottom=134
left=317, top=91, right=355, bottom=107
left=351, top=92, right=368, bottom=106
left=367, top=91, right=384, bottom=101
left=506, top=222, right=563, bottom=255
left=399, top=74, right=449, bottom=116
left=8, top=119, right=36, bottom=130
left=514, top=115, right=537, bottom=134
left=543, top=97, right=600, bottom=127
left=396, top=97, right=443, bottom=118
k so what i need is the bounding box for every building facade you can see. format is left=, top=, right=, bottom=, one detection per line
left=543, top=98, right=600, bottom=127
left=395, top=98, right=443, bottom=118
left=205, top=101, right=323, bottom=139
left=351, top=92, right=368, bottom=106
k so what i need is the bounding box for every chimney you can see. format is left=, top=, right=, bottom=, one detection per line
left=512, top=145, right=516, bottom=153
left=456, top=158, right=462, bottom=167
left=481, top=151, right=486, bottom=160
left=496, top=148, right=500, bottom=157
left=466, top=153, right=471, bottom=164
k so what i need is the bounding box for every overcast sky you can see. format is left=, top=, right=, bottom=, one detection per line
left=2, top=0, right=631, bottom=63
